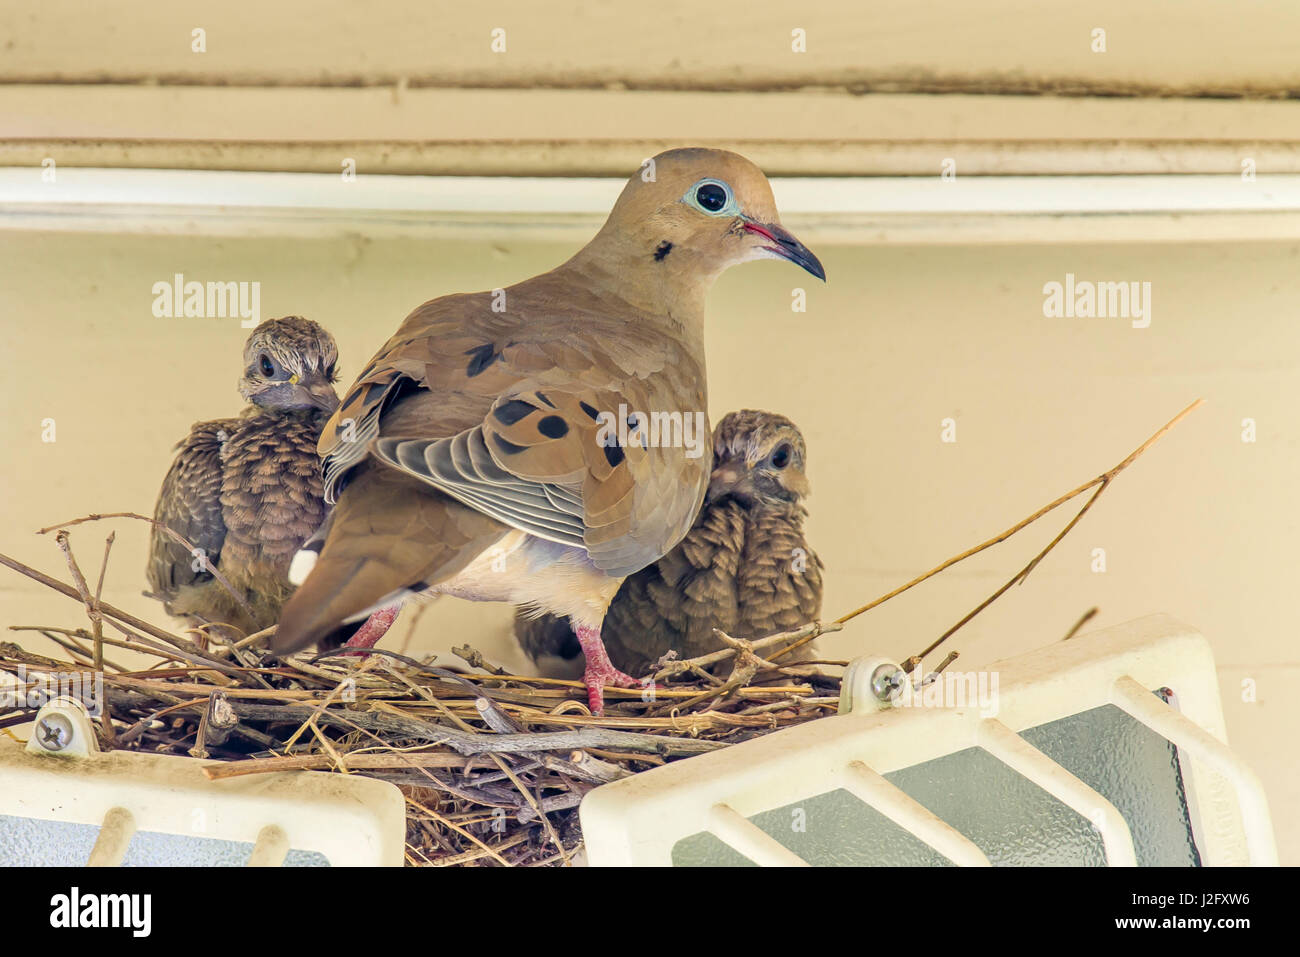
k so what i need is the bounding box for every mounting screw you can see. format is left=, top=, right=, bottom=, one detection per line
left=35, top=713, right=73, bottom=752
left=870, top=664, right=904, bottom=702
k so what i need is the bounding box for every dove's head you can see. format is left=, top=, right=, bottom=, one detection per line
left=238, top=316, right=340, bottom=413
left=591, top=148, right=824, bottom=294
left=706, top=410, right=810, bottom=508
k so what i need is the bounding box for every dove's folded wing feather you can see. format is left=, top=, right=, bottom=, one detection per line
left=316, top=286, right=708, bottom=579
left=146, top=420, right=236, bottom=600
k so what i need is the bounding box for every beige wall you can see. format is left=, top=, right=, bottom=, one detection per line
left=0, top=225, right=1296, bottom=861
left=2, top=0, right=1296, bottom=865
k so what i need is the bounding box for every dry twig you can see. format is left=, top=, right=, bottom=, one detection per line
left=771, top=399, right=1205, bottom=668
left=38, top=512, right=256, bottom=623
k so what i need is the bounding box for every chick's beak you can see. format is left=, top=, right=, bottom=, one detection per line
left=297, top=377, right=340, bottom=413
left=706, top=462, right=752, bottom=505
left=743, top=220, right=826, bottom=281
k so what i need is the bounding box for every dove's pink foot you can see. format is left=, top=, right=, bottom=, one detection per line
left=574, top=624, right=648, bottom=714
left=341, top=605, right=400, bottom=651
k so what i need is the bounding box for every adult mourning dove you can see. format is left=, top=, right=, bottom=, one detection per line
left=515, top=410, right=823, bottom=675
left=272, top=148, right=825, bottom=712
left=146, top=317, right=340, bottom=637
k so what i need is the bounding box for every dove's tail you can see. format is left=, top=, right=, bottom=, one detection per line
left=272, top=464, right=508, bottom=653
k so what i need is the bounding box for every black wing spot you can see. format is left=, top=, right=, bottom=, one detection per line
left=535, top=391, right=556, bottom=408
left=537, top=415, right=569, bottom=439
left=654, top=241, right=673, bottom=261
left=579, top=400, right=601, bottom=420
left=603, top=444, right=625, bottom=468
left=493, top=399, right=536, bottom=426
left=491, top=433, right=529, bottom=456
left=465, top=343, right=501, bottom=377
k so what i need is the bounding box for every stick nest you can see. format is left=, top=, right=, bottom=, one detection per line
left=0, top=618, right=842, bottom=867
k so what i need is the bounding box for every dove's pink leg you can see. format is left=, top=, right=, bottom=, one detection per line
left=574, top=624, right=647, bottom=714
left=342, top=605, right=400, bottom=650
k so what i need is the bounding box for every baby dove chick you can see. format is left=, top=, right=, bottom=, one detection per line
left=515, top=410, right=823, bottom=676
left=146, top=316, right=340, bottom=637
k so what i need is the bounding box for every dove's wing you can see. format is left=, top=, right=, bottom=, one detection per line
left=319, top=285, right=709, bottom=577
left=373, top=387, right=653, bottom=577
left=146, top=420, right=235, bottom=602
left=274, top=281, right=710, bottom=654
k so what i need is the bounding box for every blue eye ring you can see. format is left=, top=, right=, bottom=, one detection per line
left=684, top=178, right=737, bottom=216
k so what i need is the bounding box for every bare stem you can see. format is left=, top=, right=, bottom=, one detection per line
left=0, top=549, right=248, bottom=680
left=37, top=511, right=256, bottom=623
left=1062, top=607, right=1100, bottom=641
left=93, top=532, right=115, bottom=670
left=53, top=531, right=103, bottom=667
left=770, top=398, right=1205, bottom=665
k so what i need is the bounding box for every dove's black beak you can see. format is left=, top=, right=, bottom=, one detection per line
left=744, top=221, right=826, bottom=281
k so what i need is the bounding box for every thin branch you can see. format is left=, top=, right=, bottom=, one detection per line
left=1062, top=607, right=1100, bottom=641
left=905, top=480, right=1108, bottom=670
left=844, top=399, right=1204, bottom=627
left=27, top=628, right=127, bottom=673
left=92, top=532, right=114, bottom=670
left=37, top=511, right=256, bottom=623
left=0, top=550, right=249, bottom=680
left=918, top=651, right=961, bottom=687
left=651, top=620, right=842, bottom=680
left=211, top=624, right=276, bottom=658
left=771, top=398, right=1205, bottom=664
left=8, top=625, right=183, bottom=665
left=202, top=750, right=468, bottom=781
left=53, top=531, right=101, bottom=659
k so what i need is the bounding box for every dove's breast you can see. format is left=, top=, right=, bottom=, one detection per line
left=217, top=408, right=332, bottom=576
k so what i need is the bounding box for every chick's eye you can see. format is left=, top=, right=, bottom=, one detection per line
left=695, top=182, right=728, bottom=213
left=770, top=444, right=792, bottom=469
left=259, top=354, right=276, bottom=378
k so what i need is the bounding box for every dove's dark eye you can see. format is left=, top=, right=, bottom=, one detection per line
left=259, top=354, right=276, bottom=378
left=696, top=183, right=727, bottom=212
left=686, top=178, right=734, bottom=215
left=770, top=444, right=792, bottom=469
